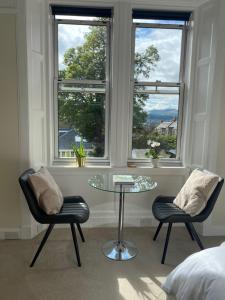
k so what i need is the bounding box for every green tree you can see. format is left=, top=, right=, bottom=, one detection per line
left=62, top=26, right=106, bottom=80
left=58, top=25, right=160, bottom=156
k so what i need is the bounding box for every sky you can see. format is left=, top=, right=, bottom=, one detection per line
left=58, top=20, right=182, bottom=112
left=134, top=26, right=182, bottom=112
left=58, top=23, right=90, bottom=70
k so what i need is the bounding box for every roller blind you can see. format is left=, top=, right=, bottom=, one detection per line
left=132, top=9, right=191, bottom=21
left=51, top=5, right=112, bottom=18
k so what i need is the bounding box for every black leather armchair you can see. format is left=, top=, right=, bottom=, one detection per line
left=152, top=171, right=224, bottom=264
left=19, top=168, right=90, bottom=267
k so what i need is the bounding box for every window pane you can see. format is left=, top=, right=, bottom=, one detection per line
left=58, top=87, right=105, bottom=158
left=56, top=19, right=110, bottom=160
left=58, top=24, right=107, bottom=80
left=132, top=93, right=179, bottom=159
left=134, top=27, right=182, bottom=82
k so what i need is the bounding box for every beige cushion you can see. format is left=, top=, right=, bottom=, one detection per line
left=173, top=169, right=219, bottom=216
left=28, top=167, right=63, bottom=215
left=39, top=188, right=62, bottom=215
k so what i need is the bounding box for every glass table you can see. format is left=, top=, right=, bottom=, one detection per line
left=88, top=174, right=157, bottom=261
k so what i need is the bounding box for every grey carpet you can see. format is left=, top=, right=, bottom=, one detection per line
left=0, top=227, right=224, bottom=300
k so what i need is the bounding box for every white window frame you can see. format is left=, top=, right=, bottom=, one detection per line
left=128, top=20, right=188, bottom=164
left=53, top=17, right=111, bottom=164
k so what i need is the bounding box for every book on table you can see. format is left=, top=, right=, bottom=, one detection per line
left=113, top=175, right=135, bottom=185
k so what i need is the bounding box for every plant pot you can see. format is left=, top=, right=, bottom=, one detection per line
left=151, top=158, right=159, bottom=168
left=77, top=157, right=86, bottom=167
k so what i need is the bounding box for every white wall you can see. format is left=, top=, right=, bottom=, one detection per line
left=210, top=0, right=225, bottom=229
left=0, top=12, right=21, bottom=238
left=1, top=0, right=225, bottom=239
left=16, top=0, right=48, bottom=239
left=45, top=0, right=225, bottom=236
left=50, top=167, right=188, bottom=227
left=192, top=0, right=225, bottom=235
left=16, top=0, right=225, bottom=237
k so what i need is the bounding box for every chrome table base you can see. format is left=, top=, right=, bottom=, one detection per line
left=102, top=240, right=137, bottom=260
left=103, top=184, right=137, bottom=261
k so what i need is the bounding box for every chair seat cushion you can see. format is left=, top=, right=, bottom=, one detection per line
left=60, top=201, right=89, bottom=223
left=152, top=201, right=189, bottom=222
left=46, top=196, right=90, bottom=224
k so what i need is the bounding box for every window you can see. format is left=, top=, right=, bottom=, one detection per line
left=130, top=10, right=190, bottom=160
left=52, top=6, right=112, bottom=160
left=51, top=6, right=191, bottom=166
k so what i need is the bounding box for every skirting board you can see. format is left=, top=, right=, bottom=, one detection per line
left=20, top=223, right=47, bottom=239
left=86, top=211, right=154, bottom=228
left=1, top=217, right=225, bottom=239
left=0, top=228, right=20, bottom=240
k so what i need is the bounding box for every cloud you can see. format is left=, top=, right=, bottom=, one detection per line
left=135, top=27, right=182, bottom=82
left=58, top=24, right=90, bottom=69
left=135, top=27, right=182, bottom=110
left=137, top=94, right=179, bottom=111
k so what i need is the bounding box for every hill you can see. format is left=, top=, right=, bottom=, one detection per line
left=147, top=109, right=178, bottom=124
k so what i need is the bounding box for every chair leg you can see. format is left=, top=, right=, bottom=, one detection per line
left=30, top=224, right=54, bottom=267
left=161, top=223, right=172, bottom=264
left=153, top=222, right=163, bottom=241
left=188, top=223, right=204, bottom=250
left=76, top=223, right=85, bottom=242
left=185, top=222, right=194, bottom=241
left=70, top=223, right=81, bottom=267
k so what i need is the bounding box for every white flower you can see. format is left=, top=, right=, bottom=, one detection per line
left=147, top=140, right=152, bottom=146
left=151, top=141, right=160, bottom=148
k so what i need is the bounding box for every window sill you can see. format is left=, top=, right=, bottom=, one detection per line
left=127, top=158, right=183, bottom=167
left=48, top=163, right=189, bottom=177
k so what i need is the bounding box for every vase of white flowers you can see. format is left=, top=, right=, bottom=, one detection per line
left=145, top=140, right=161, bottom=168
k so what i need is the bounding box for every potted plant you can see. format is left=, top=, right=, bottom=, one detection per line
left=72, top=140, right=87, bottom=167
left=145, top=140, right=160, bottom=167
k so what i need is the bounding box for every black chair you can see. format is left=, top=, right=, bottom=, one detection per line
left=19, top=168, right=90, bottom=267
left=152, top=171, right=224, bottom=264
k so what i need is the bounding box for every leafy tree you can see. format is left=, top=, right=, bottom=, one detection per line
left=62, top=27, right=106, bottom=80
left=58, top=24, right=160, bottom=156
left=132, top=46, right=160, bottom=150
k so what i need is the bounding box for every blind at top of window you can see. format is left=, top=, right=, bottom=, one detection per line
left=132, top=9, right=191, bottom=21
left=51, top=5, right=112, bottom=18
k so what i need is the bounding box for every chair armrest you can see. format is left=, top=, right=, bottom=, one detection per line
left=154, top=195, right=175, bottom=204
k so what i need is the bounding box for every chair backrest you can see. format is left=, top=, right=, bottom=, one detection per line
left=18, top=168, right=46, bottom=223
left=193, top=170, right=224, bottom=222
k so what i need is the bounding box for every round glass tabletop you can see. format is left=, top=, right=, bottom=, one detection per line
left=88, top=174, right=157, bottom=193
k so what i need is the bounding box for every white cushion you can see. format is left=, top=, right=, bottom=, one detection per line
left=28, top=167, right=63, bottom=215
left=173, top=169, right=219, bottom=216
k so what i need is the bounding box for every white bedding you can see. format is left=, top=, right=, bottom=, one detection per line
left=162, top=246, right=225, bottom=300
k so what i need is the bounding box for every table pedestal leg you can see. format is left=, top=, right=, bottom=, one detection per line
left=102, top=185, right=138, bottom=261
